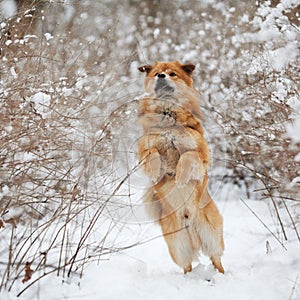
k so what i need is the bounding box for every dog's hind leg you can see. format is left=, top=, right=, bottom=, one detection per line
left=160, top=212, right=194, bottom=274
left=210, top=255, right=224, bottom=274
left=198, top=190, right=225, bottom=274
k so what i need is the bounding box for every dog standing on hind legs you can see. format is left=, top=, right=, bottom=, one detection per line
left=137, top=61, right=224, bottom=274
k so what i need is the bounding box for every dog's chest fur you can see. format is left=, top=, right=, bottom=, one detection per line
left=139, top=98, right=200, bottom=175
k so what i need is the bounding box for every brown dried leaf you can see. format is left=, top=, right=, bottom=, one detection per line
left=22, top=262, right=34, bottom=283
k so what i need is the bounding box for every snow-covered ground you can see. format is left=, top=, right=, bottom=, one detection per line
left=2, top=193, right=299, bottom=300
left=73, top=201, right=299, bottom=300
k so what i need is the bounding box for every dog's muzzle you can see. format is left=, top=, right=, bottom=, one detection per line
left=155, top=74, right=174, bottom=96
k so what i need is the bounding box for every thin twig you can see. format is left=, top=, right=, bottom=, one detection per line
left=240, top=198, right=287, bottom=250
left=282, top=199, right=300, bottom=243
left=289, top=274, right=299, bottom=300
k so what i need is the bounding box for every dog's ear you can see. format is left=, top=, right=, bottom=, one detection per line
left=181, top=63, right=195, bottom=76
left=138, top=64, right=153, bottom=74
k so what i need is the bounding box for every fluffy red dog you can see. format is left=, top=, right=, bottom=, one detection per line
left=138, top=61, right=224, bottom=274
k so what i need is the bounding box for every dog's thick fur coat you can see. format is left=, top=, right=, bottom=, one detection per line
left=138, top=61, right=224, bottom=274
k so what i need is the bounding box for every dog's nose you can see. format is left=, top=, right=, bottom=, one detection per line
left=157, top=73, right=166, bottom=78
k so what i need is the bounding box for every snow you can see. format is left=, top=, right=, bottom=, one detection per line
left=44, top=33, right=53, bottom=41
left=0, top=185, right=10, bottom=199
left=153, top=28, right=160, bottom=39
left=0, top=0, right=17, bottom=18
left=2, top=198, right=299, bottom=300
left=2, top=206, right=24, bottom=223
left=84, top=199, right=298, bottom=300
left=286, top=118, right=300, bottom=143
left=270, top=43, right=299, bottom=71
left=31, top=92, right=51, bottom=118
left=10, top=66, right=17, bottom=78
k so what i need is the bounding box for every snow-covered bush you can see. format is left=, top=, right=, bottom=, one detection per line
left=0, top=0, right=299, bottom=295
left=0, top=1, right=141, bottom=294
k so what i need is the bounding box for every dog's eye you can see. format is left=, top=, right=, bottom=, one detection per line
left=169, top=72, right=176, bottom=77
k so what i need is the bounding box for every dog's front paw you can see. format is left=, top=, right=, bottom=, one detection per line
left=175, top=151, right=206, bottom=188
left=175, top=162, right=191, bottom=188
left=144, top=150, right=162, bottom=183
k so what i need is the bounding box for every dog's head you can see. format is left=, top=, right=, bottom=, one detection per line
left=138, top=61, right=195, bottom=97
